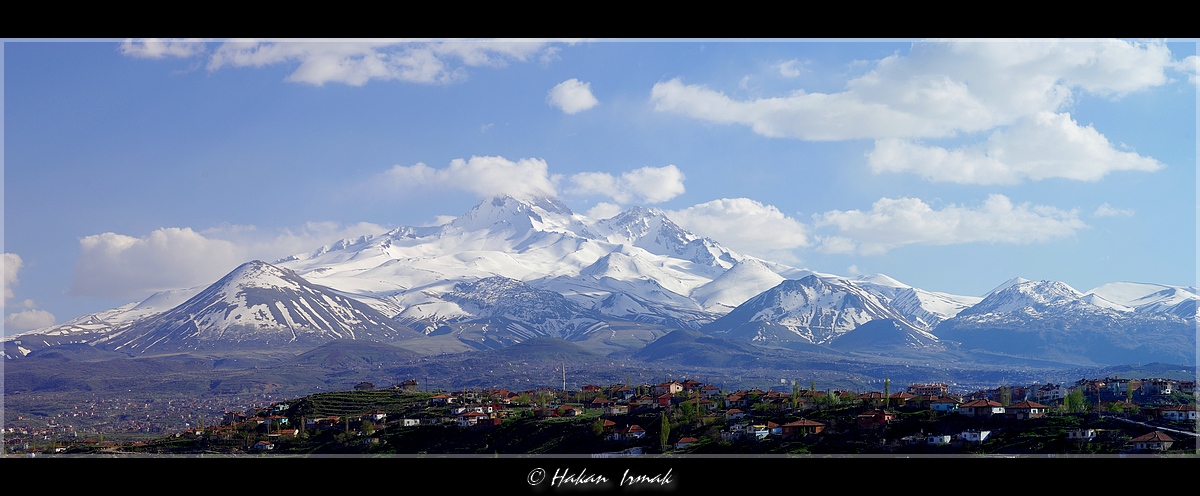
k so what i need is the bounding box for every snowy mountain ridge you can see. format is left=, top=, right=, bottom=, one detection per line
left=4, top=195, right=1194, bottom=366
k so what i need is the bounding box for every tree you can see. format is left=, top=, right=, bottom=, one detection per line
left=1064, top=389, right=1088, bottom=413
left=791, top=380, right=800, bottom=411
left=660, top=411, right=671, bottom=452
left=999, top=386, right=1012, bottom=406
left=883, top=377, right=891, bottom=409
left=592, top=417, right=606, bottom=437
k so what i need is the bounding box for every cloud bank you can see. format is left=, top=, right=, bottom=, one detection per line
left=813, top=194, right=1086, bottom=255
left=378, top=157, right=686, bottom=205
left=119, top=38, right=207, bottom=59
left=381, top=156, right=561, bottom=200
left=122, top=39, right=558, bottom=86
left=651, top=39, right=1180, bottom=184
left=70, top=222, right=388, bottom=300
left=866, top=112, right=1164, bottom=184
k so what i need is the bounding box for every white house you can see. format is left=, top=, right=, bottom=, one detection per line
left=1067, top=429, right=1097, bottom=441
left=925, top=435, right=951, bottom=446
left=1161, top=405, right=1197, bottom=421
left=959, top=430, right=991, bottom=443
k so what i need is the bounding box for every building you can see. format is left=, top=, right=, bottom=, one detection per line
left=908, top=383, right=950, bottom=396
left=1005, top=400, right=1049, bottom=419
left=959, top=399, right=1005, bottom=417
left=1160, top=405, right=1197, bottom=421
left=1129, top=431, right=1174, bottom=452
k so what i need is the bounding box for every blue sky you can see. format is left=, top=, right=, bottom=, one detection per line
left=3, top=38, right=1197, bottom=335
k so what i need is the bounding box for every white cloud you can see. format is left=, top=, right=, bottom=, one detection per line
left=650, top=39, right=1175, bottom=181
left=423, top=215, right=458, bottom=227
left=776, top=59, right=805, bottom=78
left=119, top=38, right=207, bottom=59
left=4, top=253, right=22, bottom=303
left=1176, top=55, right=1199, bottom=85
left=380, top=156, right=560, bottom=200
left=668, top=198, right=811, bottom=258
left=866, top=112, right=1164, bottom=184
left=586, top=202, right=624, bottom=220
left=5, top=299, right=56, bottom=332
left=846, top=264, right=862, bottom=276
left=1093, top=203, right=1134, bottom=218
left=3, top=255, right=57, bottom=331
left=202, top=40, right=554, bottom=86
left=653, top=39, right=1178, bottom=141
left=813, top=194, right=1086, bottom=255
left=70, top=222, right=388, bottom=300
left=548, top=78, right=599, bottom=114
left=566, top=165, right=686, bottom=204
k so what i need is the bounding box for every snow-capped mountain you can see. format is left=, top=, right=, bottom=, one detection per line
left=954, top=280, right=1091, bottom=319
left=699, top=274, right=939, bottom=349
left=1086, top=282, right=1198, bottom=320
left=851, top=273, right=981, bottom=329
left=934, top=279, right=1196, bottom=366
left=93, top=260, right=422, bottom=354
left=7, top=195, right=1194, bottom=367
left=690, top=258, right=794, bottom=313
left=2, top=285, right=207, bottom=359
left=273, top=195, right=770, bottom=333
left=439, top=276, right=609, bottom=342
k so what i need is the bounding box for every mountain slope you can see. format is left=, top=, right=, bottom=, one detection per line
left=698, top=275, right=937, bottom=350
left=934, top=280, right=1196, bottom=366
left=95, top=260, right=422, bottom=354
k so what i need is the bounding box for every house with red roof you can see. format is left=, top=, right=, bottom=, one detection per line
left=1129, top=431, right=1174, bottom=451
left=856, top=409, right=897, bottom=429
left=674, top=437, right=699, bottom=449
left=781, top=419, right=825, bottom=437
left=1160, top=404, right=1197, bottom=422
left=959, top=399, right=1005, bottom=417
left=1005, top=400, right=1049, bottom=419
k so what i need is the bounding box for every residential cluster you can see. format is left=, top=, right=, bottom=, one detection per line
left=6, top=376, right=1194, bottom=455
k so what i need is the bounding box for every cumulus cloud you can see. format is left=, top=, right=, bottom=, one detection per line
left=70, top=222, right=388, bottom=300
left=119, top=38, right=207, bottom=59
left=5, top=300, right=56, bottom=332
left=1177, top=55, right=1199, bottom=85
left=585, top=202, right=624, bottom=220
left=548, top=78, right=599, bottom=114
left=4, top=254, right=57, bottom=332
left=380, top=156, right=560, bottom=200
left=776, top=59, right=805, bottom=78
left=566, top=165, right=686, bottom=204
left=4, top=253, right=21, bottom=303
left=866, top=112, right=1164, bottom=184
left=198, top=39, right=554, bottom=86
left=668, top=198, right=811, bottom=258
left=1093, top=203, right=1134, bottom=218
left=813, top=194, right=1086, bottom=255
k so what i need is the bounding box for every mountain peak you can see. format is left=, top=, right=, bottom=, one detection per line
left=218, top=260, right=305, bottom=292
left=449, top=195, right=575, bottom=234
